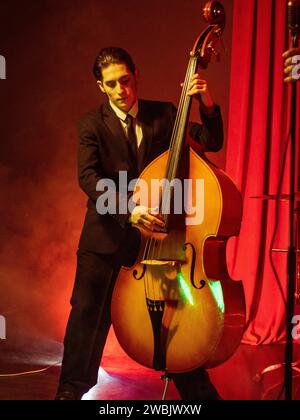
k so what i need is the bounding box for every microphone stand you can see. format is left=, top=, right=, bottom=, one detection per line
left=284, top=33, right=299, bottom=401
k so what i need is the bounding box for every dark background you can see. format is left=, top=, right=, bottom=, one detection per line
left=0, top=0, right=233, bottom=344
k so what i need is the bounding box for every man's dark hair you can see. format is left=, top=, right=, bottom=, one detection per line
left=93, top=47, right=136, bottom=81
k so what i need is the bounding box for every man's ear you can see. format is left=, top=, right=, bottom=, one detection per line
left=97, top=80, right=106, bottom=94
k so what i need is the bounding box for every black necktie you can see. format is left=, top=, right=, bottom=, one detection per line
left=126, top=114, right=137, bottom=159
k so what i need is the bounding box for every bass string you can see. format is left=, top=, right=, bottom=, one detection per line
left=158, top=56, right=197, bottom=235
left=143, top=236, right=159, bottom=303
left=166, top=55, right=198, bottom=184
left=167, top=54, right=197, bottom=158
left=142, top=241, right=151, bottom=302
left=142, top=55, right=198, bottom=305
left=155, top=56, right=198, bottom=264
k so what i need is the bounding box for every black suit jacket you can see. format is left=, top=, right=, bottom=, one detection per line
left=77, top=99, right=223, bottom=254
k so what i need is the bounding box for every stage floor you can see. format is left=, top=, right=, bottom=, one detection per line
left=0, top=329, right=300, bottom=400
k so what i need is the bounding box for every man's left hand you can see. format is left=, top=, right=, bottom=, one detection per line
left=186, top=74, right=214, bottom=113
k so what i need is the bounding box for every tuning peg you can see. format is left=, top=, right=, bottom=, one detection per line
left=207, top=43, right=220, bottom=62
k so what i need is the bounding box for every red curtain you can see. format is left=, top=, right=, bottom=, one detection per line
left=226, top=0, right=300, bottom=344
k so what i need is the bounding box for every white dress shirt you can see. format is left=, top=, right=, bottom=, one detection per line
left=109, top=100, right=143, bottom=148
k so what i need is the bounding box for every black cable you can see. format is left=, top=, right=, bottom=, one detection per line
left=259, top=126, right=291, bottom=401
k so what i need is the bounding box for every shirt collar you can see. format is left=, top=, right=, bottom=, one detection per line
left=109, top=99, right=139, bottom=121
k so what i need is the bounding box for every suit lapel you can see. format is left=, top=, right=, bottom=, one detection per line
left=102, top=102, right=137, bottom=169
left=138, top=100, right=154, bottom=168
left=102, top=100, right=154, bottom=174
left=102, top=101, right=127, bottom=148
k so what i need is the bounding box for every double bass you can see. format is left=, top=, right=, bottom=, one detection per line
left=111, top=1, right=246, bottom=374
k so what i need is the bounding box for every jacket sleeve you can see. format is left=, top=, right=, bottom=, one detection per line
left=77, top=116, right=132, bottom=228
left=168, top=101, right=223, bottom=152
left=189, top=104, right=224, bottom=152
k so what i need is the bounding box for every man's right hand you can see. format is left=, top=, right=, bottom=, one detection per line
left=128, top=205, right=165, bottom=233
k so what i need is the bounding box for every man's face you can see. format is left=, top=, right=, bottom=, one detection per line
left=98, top=63, right=138, bottom=112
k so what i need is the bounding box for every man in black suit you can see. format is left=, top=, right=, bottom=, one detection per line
left=55, top=47, right=223, bottom=400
